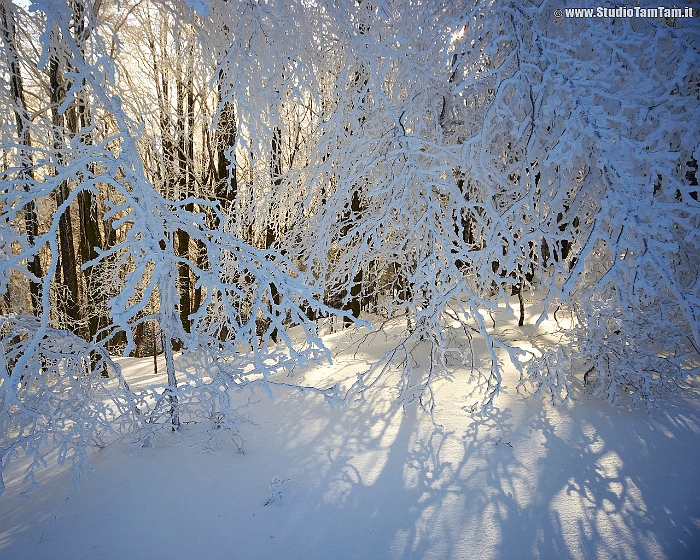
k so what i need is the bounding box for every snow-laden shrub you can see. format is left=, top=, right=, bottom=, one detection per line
left=514, top=3, right=700, bottom=408
left=0, top=315, right=143, bottom=498
left=1, top=0, right=699, bottom=501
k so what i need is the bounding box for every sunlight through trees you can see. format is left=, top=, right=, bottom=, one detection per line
left=0, top=0, right=698, bottom=498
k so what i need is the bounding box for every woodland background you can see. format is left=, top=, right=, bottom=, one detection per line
left=0, top=0, right=698, bottom=501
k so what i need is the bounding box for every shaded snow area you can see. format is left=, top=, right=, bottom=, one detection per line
left=1, top=310, right=699, bottom=560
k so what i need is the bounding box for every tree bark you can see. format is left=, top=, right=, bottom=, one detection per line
left=48, top=51, right=82, bottom=329
left=215, top=72, right=238, bottom=218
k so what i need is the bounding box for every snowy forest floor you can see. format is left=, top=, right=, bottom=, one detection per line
left=1, top=299, right=699, bottom=560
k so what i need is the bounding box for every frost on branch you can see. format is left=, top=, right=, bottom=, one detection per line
left=0, top=315, right=142, bottom=500
left=0, top=0, right=699, bottom=503
left=204, top=0, right=699, bottom=411
left=516, top=6, right=700, bottom=407
left=0, top=0, right=343, bottom=497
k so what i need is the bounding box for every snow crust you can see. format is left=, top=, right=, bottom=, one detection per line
left=1, top=304, right=698, bottom=560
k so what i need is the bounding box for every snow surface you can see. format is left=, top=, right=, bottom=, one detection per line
left=1, top=304, right=699, bottom=560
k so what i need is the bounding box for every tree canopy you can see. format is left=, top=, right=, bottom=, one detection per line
left=0, top=0, right=698, bottom=498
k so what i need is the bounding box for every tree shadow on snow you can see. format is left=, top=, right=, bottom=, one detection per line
left=467, top=393, right=700, bottom=560
left=240, top=366, right=700, bottom=560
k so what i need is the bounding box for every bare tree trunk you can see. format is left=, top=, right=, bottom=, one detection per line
left=71, top=2, right=107, bottom=343
left=174, top=32, right=192, bottom=346
left=160, top=276, right=179, bottom=428
left=48, top=52, right=82, bottom=330
left=215, top=72, right=238, bottom=219
left=517, top=278, right=525, bottom=327
left=163, top=330, right=179, bottom=429
left=152, top=320, right=159, bottom=375
left=264, top=125, right=284, bottom=342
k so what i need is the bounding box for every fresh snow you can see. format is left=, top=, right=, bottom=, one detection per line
left=1, top=2, right=698, bottom=558
left=1, top=304, right=699, bottom=560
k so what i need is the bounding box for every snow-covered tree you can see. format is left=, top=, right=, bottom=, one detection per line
left=0, top=0, right=698, bottom=499
left=512, top=4, right=700, bottom=407
left=0, top=0, right=339, bottom=496
left=283, top=1, right=700, bottom=410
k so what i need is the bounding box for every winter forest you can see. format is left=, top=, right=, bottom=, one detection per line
left=0, top=0, right=699, bottom=557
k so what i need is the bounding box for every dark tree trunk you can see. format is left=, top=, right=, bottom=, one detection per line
left=215, top=76, right=238, bottom=217
left=49, top=52, right=81, bottom=329
left=173, top=43, right=193, bottom=344
left=72, top=7, right=107, bottom=341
